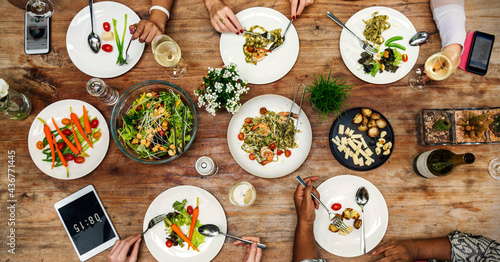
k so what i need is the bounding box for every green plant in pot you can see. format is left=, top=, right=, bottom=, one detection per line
left=305, top=71, right=353, bottom=125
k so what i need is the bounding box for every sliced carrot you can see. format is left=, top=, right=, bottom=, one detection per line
left=38, top=118, right=55, bottom=169
left=83, top=105, right=91, bottom=135
left=70, top=107, right=93, bottom=148
left=188, top=197, right=199, bottom=250
left=51, top=118, right=80, bottom=155
left=71, top=123, right=82, bottom=151
left=52, top=134, right=69, bottom=178
left=164, top=218, right=199, bottom=252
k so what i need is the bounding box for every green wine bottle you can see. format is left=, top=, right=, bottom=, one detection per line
left=413, top=149, right=475, bottom=178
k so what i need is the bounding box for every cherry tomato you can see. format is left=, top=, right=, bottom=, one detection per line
left=36, top=141, right=44, bottom=150
left=238, top=132, right=244, bottom=141
left=259, top=107, right=267, bottom=115
left=62, top=129, right=72, bottom=136
left=285, top=150, right=292, bottom=158
left=103, top=22, right=111, bottom=32
left=90, top=119, right=99, bottom=128
left=102, top=44, right=113, bottom=53
left=244, top=117, right=252, bottom=124
left=187, top=206, right=194, bottom=215
left=159, top=130, right=166, bottom=136
left=331, top=203, right=342, bottom=211
left=249, top=153, right=256, bottom=160
left=276, top=149, right=283, bottom=155
left=246, top=46, right=255, bottom=52
left=93, top=131, right=102, bottom=139
left=57, top=142, right=66, bottom=150
left=402, top=54, right=409, bottom=62
left=61, top=118, right=72, bottom=126
left=74, top=157, right=85, bottom=164
left=165, top=240, right=173, bottom=248
left=269, top=142, right=276, bottom=150
left=64, top=154, right=75, bottom=161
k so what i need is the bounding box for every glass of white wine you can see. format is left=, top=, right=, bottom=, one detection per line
left=25, top=0, right=54, bottom=20
left=489, top=157, right=500, bottom=180
left=151, top=34, right=187, bottom=79
left=408, top=49, right=460, bottom=90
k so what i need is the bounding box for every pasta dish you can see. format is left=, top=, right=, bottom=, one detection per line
left=243, top=25, right=283, bottom=65
left=362, top=12, right=390, bottom=45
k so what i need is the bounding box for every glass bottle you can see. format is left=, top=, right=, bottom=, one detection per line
left=413, top=149, right=475, bottom=178
left=86, top=78, right=119, bottom=105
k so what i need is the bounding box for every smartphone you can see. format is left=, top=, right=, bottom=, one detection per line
left=24, top=12, right=50, bottom=54
left=465, top=31, right=495, bottom=75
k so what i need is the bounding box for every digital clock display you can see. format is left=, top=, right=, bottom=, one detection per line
left=57, top=191, right=116, bottom=255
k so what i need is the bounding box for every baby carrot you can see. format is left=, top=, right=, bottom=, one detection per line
left=71, top=122, right=82, bottom=151
left=70, top=107, right=93, bottom=148
left=164, top=217, right=199, bottom=252
left=188, top=197, right=199, bottom=250
left=52, top=134, right=69, bottom=178
left=38, top=118, right=55, bottom=169
left=51, top=117, right=80, bottom=155
left=83, top=105, right=91, bottom=135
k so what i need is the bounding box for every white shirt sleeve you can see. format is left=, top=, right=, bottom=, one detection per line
left=432, top=3, right=466, bottom=49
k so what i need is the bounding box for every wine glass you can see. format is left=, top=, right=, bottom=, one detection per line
left=25, top=0, right=54, bottom=20
left=489, top=157, right=500, bottom=180
left=151, top=34, right=187, bottom=79
left=408, top=49, right=461, bottom=90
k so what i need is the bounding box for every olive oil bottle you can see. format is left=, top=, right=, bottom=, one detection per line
left=413, top=149, right=475, bottom=178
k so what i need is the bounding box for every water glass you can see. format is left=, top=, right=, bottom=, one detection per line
left=0, top=88, right=32, bottom=120
left=489, top=157, right=500, bottom=180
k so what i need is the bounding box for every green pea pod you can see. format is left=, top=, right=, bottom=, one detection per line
left=385, top=36, right=403, bottom=45
left=387, top=43, right=407, bottom=51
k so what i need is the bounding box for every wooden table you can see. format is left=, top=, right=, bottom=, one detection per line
left=1, top=0, right=499, bottom=261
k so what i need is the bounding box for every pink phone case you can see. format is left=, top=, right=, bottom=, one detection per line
left=458, top=31, right=474, bottom=72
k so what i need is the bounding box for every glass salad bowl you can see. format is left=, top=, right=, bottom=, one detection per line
left=111, top=80, right=197, bottom=164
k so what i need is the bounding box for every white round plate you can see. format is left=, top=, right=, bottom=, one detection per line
left=28, top=99, right=110, bottom=180
left=66, top=1, right=145, bottom=78
left=313, top=175, right=389, bottom=257
left=339, top=6, right=419, bottom=84
left=227, top=94, right=312, bottom=178
left=143, top=186, right=227, bottom=262
left=220, top=7, right=299, bottom=85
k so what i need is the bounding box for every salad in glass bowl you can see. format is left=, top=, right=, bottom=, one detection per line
left=111, top=80, right=197, bottom=164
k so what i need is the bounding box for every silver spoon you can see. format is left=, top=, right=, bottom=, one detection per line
left=409, top=30, right=438, bottom=46
left=355, top=186, right=369, bottom=254
left=198, top=224, right=266, bottom=249
left=87, top=0, right=101, bottom=53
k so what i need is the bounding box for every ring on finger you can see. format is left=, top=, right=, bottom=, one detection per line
left=219, top=18, right=225, bottom=24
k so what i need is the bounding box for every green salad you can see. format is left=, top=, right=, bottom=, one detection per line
left=165, top=199, right=205, bottom=248
left=117, top=90, right=193, bottom=159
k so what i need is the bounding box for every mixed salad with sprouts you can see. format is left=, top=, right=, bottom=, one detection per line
left=117, top=90, right=193, bottom=159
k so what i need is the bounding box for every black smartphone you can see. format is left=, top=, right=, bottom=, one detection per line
left=24, top=12, right=50, bottom=54
left=465, top=31, right=495, bottom=76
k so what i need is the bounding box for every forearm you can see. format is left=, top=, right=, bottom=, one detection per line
left=413, top=237, right=452, bottom=261
left=293, top=222, right=318, bottom=262
left=203, top=0, right=220, bottom=10
left=149, top=0, right=174, bottom=32
left=430, top=0, right=466, bottom=50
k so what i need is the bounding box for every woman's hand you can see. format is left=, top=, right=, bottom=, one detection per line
left=108, top=235, right=141, bottom=262
left=204, top=0, right=243, bottom=34
left=129, top=18, right=164, bottom=44
left=233, top=236, right=263, bottom=262
left=290, top=0, right=314, bottom=19
left=294, top=176, right=320, bottom=225
left=372, top=240, right=417, bottom=262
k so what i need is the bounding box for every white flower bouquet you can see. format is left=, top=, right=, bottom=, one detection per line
left=195, top=64, right=249, bottom=116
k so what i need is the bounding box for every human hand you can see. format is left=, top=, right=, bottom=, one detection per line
left=294, top=176, right=320, bottom=225
left=204, top=0, right=243, bottom=34
left=129, top=18, right=164, bottom=44
left=108, top=235, right=141, bottom=262
left=234, top=236, right=263, bottom=262
left=372, top=240, right=417, bottom=262
left=290, top=0, right=314, bottom=19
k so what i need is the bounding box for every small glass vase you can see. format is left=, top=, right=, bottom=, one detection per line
left=0, top=89, right=32, bottom=120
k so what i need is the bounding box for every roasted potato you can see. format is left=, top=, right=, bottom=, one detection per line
left=352, top=113, right=363, bottom=124
left=368, top=119, right=377, bottom=128
left=342, top=208, right=353, bottom=220
left=350, top=210, right=360, bottom=220
left=376, top=119, right=387, bottom=129
left=371, top=113, right=381, bottom=120
left=353, top=219, right=362, bottom=229
left=361, top=108, right=372, bottom=117
left=358, top=125, right=368, bottom=132
left=362, top=116, right=369, bottom=126
left=329, top=223, right=340, bottom=233
left=368, top=127, right=379, bottom=137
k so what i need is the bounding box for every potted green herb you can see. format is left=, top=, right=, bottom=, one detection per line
left=305, top=71, right=353, bottom=125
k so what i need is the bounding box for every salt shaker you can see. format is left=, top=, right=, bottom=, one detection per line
left=86, top=78, right=119, bottom=105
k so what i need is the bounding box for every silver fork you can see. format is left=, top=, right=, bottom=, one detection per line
left=326, top=11, right=378, bottom=55
left=269, top=19, right=293, bottom=51
left=142, top=213, right=168, bottom=236
left=296, top=176, right=348, bottom=231
left=119, top=27, right=136, bottom=66
left=243, top=30, right=275, bottom=42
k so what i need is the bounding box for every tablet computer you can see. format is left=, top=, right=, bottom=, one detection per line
left=54, top=185, right=119, bottom=261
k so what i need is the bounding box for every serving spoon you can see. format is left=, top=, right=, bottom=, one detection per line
left=355, top=186, right=369, bottom=254
left=87, top=0, right=101, bottom=53
left=198, top=224, right=266, bottom=249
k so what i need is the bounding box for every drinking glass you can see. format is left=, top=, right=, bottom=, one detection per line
left=489, top=157, right=500, bottom=180
left=229, top=181, right=256, bottom=207
left=0, top=89, right=32, bottom=120
left=25, top=0, right=54, bottom=20
left=151, top=34, right=187, bottom=79
left=408, top=49, right=460, bottom=90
